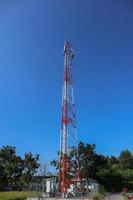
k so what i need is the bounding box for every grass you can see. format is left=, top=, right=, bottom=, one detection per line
left=0, top=191, right=28, bottom=200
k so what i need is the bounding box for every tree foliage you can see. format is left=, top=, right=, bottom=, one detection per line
left=0, top=146, right=40, bottom=191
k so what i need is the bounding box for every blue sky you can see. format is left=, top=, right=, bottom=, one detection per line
left=0, top=0, right=133, bottom=166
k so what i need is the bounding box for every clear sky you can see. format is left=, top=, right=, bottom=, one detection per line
left=0, top=0, right=133, bottom=166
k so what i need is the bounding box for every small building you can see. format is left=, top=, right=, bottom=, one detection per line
left=28, top=176, right=99, bottom=198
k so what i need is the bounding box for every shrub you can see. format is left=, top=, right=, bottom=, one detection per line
left=93, top=193, right=104, bottom=200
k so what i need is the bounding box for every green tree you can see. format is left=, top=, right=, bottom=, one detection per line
left=119, top=150, right=133, bottom=169
left=78, top=142, right=108, bottom=179
left=121, top=169, right=133, bottom=191
left=97, top=168, right=125, bottom=192
left=0, top=158, right=5, bottom=190
left=21, top=152, right=40, bottom=185
left=0, top=146, right=23, bottom=190
left=97, top=151, right=133, bottom=192
left=0, top=145, right=40, bottom=191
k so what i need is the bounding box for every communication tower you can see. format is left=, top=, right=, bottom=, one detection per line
left=58, top=41, right=81, bottom=197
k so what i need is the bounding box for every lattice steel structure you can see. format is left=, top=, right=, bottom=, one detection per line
left=58, top=41, right=81, bottom=197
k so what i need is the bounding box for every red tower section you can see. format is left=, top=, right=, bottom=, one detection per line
left=58, top=41, right=81, bottom=197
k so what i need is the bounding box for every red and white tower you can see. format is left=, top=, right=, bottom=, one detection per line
left=58, top=41, right=81, bottom=197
